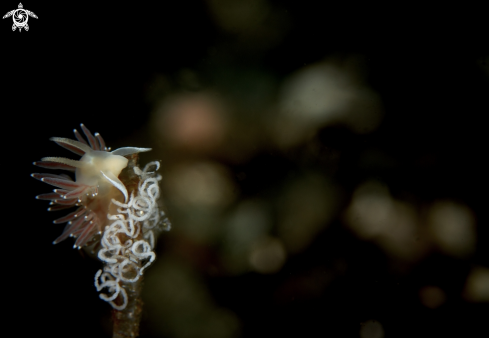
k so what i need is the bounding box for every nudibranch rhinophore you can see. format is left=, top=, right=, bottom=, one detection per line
left=32, top=124, right=151, bottom=249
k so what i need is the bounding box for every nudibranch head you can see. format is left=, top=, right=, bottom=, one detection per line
left=32, top=124, right=151, bottom=249
left=76, top=150, right=128, bottom=187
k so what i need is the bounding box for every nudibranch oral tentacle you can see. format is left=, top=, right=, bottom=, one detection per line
left=111, top=147, right=152, bottom=156
left=32, top=124, right=152, bottom=249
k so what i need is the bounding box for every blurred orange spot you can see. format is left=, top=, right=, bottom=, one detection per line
left=154, top=93, right=226, bottom=153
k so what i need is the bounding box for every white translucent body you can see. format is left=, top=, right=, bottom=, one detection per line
left=76, top=150, right=128, bottom=197
left=35, top=124, right=153, bottom=250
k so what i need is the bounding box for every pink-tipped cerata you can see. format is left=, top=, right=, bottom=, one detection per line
left=32, top=124, right=151, bottom=249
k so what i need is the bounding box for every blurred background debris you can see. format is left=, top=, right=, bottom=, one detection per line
left=3, top=1, right=488, bottom=338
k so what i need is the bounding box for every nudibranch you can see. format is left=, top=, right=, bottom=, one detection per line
left=32, top=124, right=151, bottom=249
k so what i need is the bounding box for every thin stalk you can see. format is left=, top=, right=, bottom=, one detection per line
left=112, top=277, right=144, bottom=338
left=111, top=153, right=144, bottom=338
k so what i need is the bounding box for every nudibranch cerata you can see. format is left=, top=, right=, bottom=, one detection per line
left=32, top=124, right=151, bottom=249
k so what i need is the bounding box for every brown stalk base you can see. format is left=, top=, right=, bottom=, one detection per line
left=112, top=277, right=144, bottom=338
left=111, top=153, right=145, bottom=338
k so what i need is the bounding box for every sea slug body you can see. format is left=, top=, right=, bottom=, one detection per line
left=32, top=124, right=151, bottom=249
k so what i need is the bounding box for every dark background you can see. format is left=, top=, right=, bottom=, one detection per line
left=2, top=1, right=488, bottom=338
